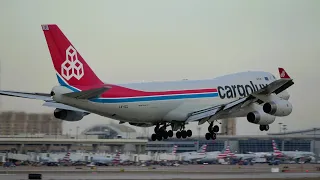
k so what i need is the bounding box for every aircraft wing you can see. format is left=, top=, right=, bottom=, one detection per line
left=0, top=90, right=52, bottom=101
left=0, top=90, right=89, bottom=113
left=186, top=68, right=294, bottom=124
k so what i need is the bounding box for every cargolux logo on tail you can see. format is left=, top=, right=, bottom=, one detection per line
left=61, top=45, right=84, bottom=80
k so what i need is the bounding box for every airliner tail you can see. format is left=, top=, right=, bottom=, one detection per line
left=42, top=24, right=103, bottom=87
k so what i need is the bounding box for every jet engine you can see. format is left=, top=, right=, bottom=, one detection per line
left=247, top=110, right=276, bottom=125
left=263, top=100, right=293, bottom=117
left=129, top=122, right=153, bottom=127
left=54, top=109, right=84, bottom=121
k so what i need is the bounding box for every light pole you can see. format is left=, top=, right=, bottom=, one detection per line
left=197, top=127, right=201, bottom=138
left=313, top=128, right=316, bottom=158
left=278, top=122, right=283, bottom=133
left=69, top=129, right=72, bottom=138
left=76, top=126, right=79, bottom=139
left=197, top=127, right=201, bottom=147
left=282, top=124, right=287, bottom=135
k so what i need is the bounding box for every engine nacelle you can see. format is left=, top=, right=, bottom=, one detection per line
left=263, top=100, right=293, bottom=117
left=247, top=110, right=276, bottom=125
left=54, top=109, right=84, bottom=121
left=129, top=122, right=153, bottom=127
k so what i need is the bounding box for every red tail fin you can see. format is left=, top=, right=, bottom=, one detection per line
left=278, top=68, right=291, bottom=79
left=42, top=24, right=103, bottom=86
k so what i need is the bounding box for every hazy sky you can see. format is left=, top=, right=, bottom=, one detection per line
left=0, top=0, right=319, bottom=136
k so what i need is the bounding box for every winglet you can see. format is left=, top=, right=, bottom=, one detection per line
left=278, top=68, right=291, bottom=79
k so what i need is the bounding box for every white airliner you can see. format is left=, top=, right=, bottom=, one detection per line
left=271, top=140, right=315, bottom=162
left=0, top=24, right=294, bottom=141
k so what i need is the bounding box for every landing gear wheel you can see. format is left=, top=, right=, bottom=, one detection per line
left=163, top=131, right=168, bottom=139
left=176, top=131, right=181, bottom=139
left=212, top=125, right=219, bottom=133
left=259, top=125, right=269, bottom=131
left=186, top=130, right=192, bottom=137
left=181, top=130, right=187, bottom=139
left=151, top=134, right=157, bottom=141
left=168, top=130, right=173, bottom=137
left=211, top=133, right=217, bottom=140
left=156, top=133, right=162, bottom=141
left=205, top=133, right=211, bottom=140
left=259, top=125, right=264, bottom=131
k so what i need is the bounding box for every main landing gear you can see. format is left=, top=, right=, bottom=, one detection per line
left=151, top=124, right=174, bottom=141
left=176, top=128, right=192, bottom=139
left=205, top=122, right=220, bottom=140
left=259, top=125, right=269, bottom=131
left=151, top=123, right=193, bottom=141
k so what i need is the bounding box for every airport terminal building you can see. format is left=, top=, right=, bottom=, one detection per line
left=146, top=128, right=320, bottom=155
left=0, top=111, right=318, bottom=155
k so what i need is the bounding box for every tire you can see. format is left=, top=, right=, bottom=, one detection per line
left=205, top=133, right=211, bottom=140
left=213, top=125, right=219, bottom=132
left=181, top=130, right=187, bottom=138
left=163, top=131, right=168, bottom=139
left=211, top=133, right=216, bottom=140
left=176, top=131, right=181, bottom=139
left=156, top=133, right=162, bottom=141
left=265, top=125, right=269, bottom=131
left=259, top=125, right=265, bottom=131
left=186, top=130, right=192, bottom=137
left=168, top=130, right=173, bottom=137
left=151, top=134, right=157, bottom=141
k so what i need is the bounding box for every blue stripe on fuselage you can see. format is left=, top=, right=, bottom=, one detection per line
left=56, top=74, right=219, bottom=103
left=90, top=93, right=219, bottom=103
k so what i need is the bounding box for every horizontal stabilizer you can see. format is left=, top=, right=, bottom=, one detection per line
left=63, top=86, right=111, bottom=99
left=43, top=102, right=89, bottom=113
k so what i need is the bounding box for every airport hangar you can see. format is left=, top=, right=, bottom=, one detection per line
left=146, top=128, right=320, bottom=156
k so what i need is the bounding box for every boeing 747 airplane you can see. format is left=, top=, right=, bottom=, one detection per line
left=0, top=24, right=294, bottom=141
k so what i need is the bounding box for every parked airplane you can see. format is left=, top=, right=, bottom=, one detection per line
left=0, top=24, right=294, bottom=141
left=180, top=144, right=209, bottom=162
left=91, top=151, right=121, bottom=165
left=271, top=140, right=315, bottom=162
left=198, top=145, right=235, bottom=163
left=219, top=146, right=259, bottom=161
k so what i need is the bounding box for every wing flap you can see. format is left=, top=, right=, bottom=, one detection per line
left=63, top=86, right=111, bottom=99
left=186, top=105, right=222, bottom=123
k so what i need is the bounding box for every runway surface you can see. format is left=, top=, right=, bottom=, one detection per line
left=0, top=164, right=319, bottom=179
left=1, top=172, right=320, bottom=180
